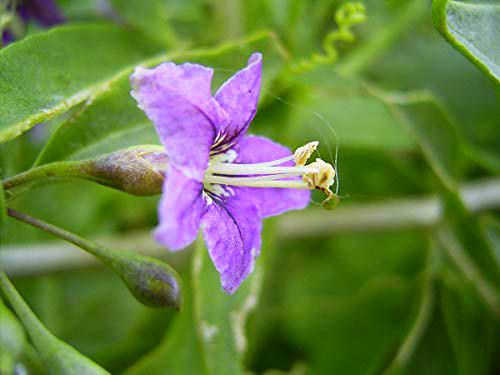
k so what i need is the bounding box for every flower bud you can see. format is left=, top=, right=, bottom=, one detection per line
left=105, top=250, right=183, bottom=310
left=83, top=145, right=168, bottom=196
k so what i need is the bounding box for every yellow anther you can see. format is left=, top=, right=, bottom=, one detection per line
left=302, top=158, right=335, bottom=190
left=294, top=141, right=319, bottom=166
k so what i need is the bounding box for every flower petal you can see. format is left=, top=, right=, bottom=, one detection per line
left=18, top=0, right=65, bottom=26
left=154, top=166, right=206, bottom=250
left=131, top=63, right=227, bottom=181
left=213, top=53, right=262, bottom=149
left=201, top=193, right=262, bottom=294
left=233, top=135, right=311, bottom=217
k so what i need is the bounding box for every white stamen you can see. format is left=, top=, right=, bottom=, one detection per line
left=206, top=163, right=311, bottom=176
left=204, top=176, right=310, bottom=189
left=202, top=141, right=335, bottom=194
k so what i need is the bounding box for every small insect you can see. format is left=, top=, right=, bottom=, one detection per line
left=320, top=188, right=340, bottom=210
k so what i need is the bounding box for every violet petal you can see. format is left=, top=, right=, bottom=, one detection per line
left=131, top=63, right=227, bottom=181
left=201, top=193, right=262, bottom=294
left=213, top=53, right=262, bottom=149
left=154, top=166, right=206, bottom=250
left=18, top=0, right=65, bottom=26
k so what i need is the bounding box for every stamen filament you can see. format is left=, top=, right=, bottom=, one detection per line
left=212, top=155, right=296, bottom=169
left=204, top=175, right=310, bottom=189
left=206, top=163, right=310, bottom=176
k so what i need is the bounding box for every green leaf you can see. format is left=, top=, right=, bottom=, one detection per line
left=34, top=79, right=158, bottom=165
left=0, top=271, right=110, bottom=374
left=36, top=31, right=288, bottom=165
left=437, top=215, right=500, bottom=316
left=191, top=236, right=264, bottom=375
left=432, top=0, right=500, bottom=83
left=0, top=23, right=161, bottom=144
left=383, top=247, right=438, bottom=374
left=404, top=289, right=459, bottom=375
left=258, top=231, right=426, bottom=374
left=123, top=285, right=205, bottom=375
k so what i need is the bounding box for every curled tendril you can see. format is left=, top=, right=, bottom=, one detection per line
left=290, top=2, right=367, bottom=73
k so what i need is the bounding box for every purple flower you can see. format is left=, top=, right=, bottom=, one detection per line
left=2, top=0, right=64, bottom=45
left=131, top=54, right=335, bottom=294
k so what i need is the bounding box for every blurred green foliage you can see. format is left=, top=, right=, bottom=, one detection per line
left=0, top=0, right=498, bottom=374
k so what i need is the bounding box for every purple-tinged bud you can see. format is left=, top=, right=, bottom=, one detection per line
left=83, top=145, right=168, bottom=196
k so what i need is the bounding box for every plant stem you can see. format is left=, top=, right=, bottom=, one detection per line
left=279, top=177, right=500, bottom=237
left=5, top=209, right=184, bottom=309
left=2, top=161, right=109, bottom=201
left=6, top=208, right=114, bottom=265
left=0, top=271, right=58, bottom=351
left=0, top=271, right=111, bottom=374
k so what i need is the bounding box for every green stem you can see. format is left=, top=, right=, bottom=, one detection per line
left=2, top=161, right=110, bottom=201
left=6, top=208, right=183, bottom=309
left=7, top=208, right=114, bottom=264
left=0, top=271, right=58, bottom=352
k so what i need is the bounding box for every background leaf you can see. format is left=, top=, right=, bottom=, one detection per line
left=0, top=23, right=161, bottom=144
left=0, top=271, right=110, bottom=374
left=109, top=0, right=179, bottom=47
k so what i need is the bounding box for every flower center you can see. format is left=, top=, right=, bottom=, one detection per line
left=203, top=141, right=336, bottom=197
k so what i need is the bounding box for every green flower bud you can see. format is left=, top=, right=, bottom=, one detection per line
left=2, top=145, right=168, bottom=200
left=83, top=145, right=168, bottom=196
left=104, top=250, right=183, bottom=310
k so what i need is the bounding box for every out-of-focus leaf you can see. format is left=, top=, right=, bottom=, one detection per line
left=0, top=272, right=110, bottom=374
left=480, top=215, right=500, bottom=267
left=382, top=79, right=499, bottom=314
left=36, top=31, right=288, bottom=165
left=338, top=0, right=428, bottom=76
left=285, top=70, right=415, bottom=151
left=432, top=0, right=500, bottom=83
left=0, top=181, right=6, bottom=236
left=251, top=231, right=426, bottom=374
left=366, top=21, right=500, bottom=172
left=404, top=286, right=458, bottom=375
left=436, top=223, right=500, bottom=317
left=123, top=284, right=205, bottom=375
left=381, top=90, right=462, bottom=191
left=0, top=299, right=27, bottom=373
left=0, top=24, right=161, bottom=144
left=191, top=236, right=264, bottom=375
left=126, top=224, right=275, bottom=374
left=383, top=247, right=438, bottom=375
left=440, top=268, right=498, bottom=375
left=109, top=0, right=179, bottom=47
